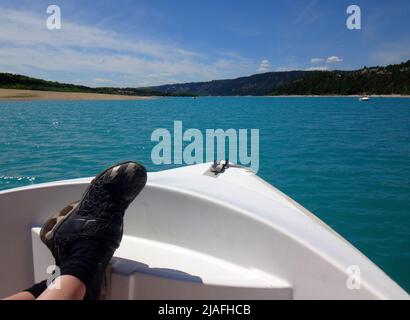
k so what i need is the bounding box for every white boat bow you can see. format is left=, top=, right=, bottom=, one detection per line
left=0, top=163, right=407, bottom=299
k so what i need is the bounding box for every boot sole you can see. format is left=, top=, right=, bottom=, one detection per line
left=40, top=201, right=79, bottom=247
left=40, top=161, right=144, bottom=249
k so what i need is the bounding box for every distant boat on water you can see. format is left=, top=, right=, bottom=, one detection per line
left=359, top=95, right=370, bottom=101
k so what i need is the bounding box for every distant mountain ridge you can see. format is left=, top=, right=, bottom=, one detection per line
left=1, top=60, right=409, bottom=96
left=145, top=71, right=309, bottom=96
left=144, top=60, right=410, bottom=96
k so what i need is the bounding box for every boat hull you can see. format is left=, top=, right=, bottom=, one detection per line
left=0, top=163, right=407, bottom=299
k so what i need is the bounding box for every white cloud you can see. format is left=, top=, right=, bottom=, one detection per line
left=0, top=8, right=253, bottom=86
left=326, top=56, right=343, bottom=64
left=94, top=78, right=113, bottom=83
left=257, top=59, right=270, bottom=72
left=310, top=58, right=324, bottom=64
left=305, top=66, right=329, bottom=71
left=310, top=56, right=343, bottom=66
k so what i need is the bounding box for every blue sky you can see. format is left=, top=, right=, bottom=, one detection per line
left=0, top=0, right=409, bottom=87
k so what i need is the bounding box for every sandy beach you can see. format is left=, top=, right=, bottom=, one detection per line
left=0, top=89, right=153, bottom=101
left=1, top=89, right=409, bottom=100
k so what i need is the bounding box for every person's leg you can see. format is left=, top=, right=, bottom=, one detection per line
left=3, top=161, right=147, bottom=300
left=38, top=161, right=146, bottom=299
left=37, top=275, right=85, bottom=300
left=2, top=292, right=35, bottom=300
left=2, top=275, right=86, bottom=300
left=2, top=279, right=47, bottom=300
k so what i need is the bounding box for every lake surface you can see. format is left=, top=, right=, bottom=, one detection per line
left=0, top=96, right=409, bottom=293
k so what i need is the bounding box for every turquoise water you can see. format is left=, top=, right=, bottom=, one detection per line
left=0, top=97, right=409, bottom=293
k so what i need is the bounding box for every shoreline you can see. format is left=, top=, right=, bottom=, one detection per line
left=1, top=89, right=409, bottom=101
left=265, top=94, right=410, bottom=98
left=0, top=88, right=153, bottom=101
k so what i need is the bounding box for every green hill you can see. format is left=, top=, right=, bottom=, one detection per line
left=270, top=61, right=410, bottom=95
left=145, top=71, right=309, bottom=96
left=143, top=60, right=410, bottom=96
left=0, top=73, right=163, bottom=96
left=2, top=60, right=409, bottom=97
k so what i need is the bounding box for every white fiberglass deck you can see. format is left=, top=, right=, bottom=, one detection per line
left=32, top=228, right=291, bottom=299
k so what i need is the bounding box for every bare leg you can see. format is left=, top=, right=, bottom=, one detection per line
left=37, top=275, right=86, bottom=300
left=2, top=275, right=86, bottom=300
left=2, top=291, right=35, bottom=300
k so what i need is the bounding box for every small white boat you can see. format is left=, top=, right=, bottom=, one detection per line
left=0, top=162, right=408, bottom=299
left=359, top=95, right=370, bottom=101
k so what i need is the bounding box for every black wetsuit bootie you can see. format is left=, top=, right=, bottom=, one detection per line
left=40, top=161, right=147, bottom=299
